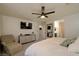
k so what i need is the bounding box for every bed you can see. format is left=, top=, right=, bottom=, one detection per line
left=25, top=37, right=79, bottom=56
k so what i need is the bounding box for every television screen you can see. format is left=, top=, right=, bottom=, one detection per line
left=26, top=23, right=32, bottom=29
left=20, top=22, right=32, bottom=29
left=47, top=26, right=51, bottom=29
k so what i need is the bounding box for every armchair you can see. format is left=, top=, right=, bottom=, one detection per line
left=0, top=35, right=23, bottom=56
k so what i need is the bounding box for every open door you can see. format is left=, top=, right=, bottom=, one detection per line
left=59, top=21, right=64, bottom=37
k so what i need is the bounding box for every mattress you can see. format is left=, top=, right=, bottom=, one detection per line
left=25, top=37, right=79, bottom=56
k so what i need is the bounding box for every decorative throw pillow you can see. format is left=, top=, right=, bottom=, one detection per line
left=60, top=37, right=77, bottom=47
left=68, top=36, right=79, bottom=53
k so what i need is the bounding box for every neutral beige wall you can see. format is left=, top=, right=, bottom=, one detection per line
left=0, top=16, right=1, bottom=35
left=2, top=15, right=40, bottom=40
left=46, top=13, right=79, bottom=38
left=0, top=15, right=2, bottom=35
left=54, top=13, right=79, bottom=38
left=1, top=15, right=47, bottom=41
left=64, top=13, right=79, bottom=38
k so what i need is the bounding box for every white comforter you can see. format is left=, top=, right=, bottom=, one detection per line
left=25, top=37, right=79, bottom=56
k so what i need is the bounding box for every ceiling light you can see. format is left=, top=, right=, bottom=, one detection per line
left=40, top=15, right=45, bottom=18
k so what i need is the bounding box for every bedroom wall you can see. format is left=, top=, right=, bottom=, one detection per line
left=2, top=13, right=79, bottom=40
left=0, top=15, right=2, bottom=35
left=64, top=13, right=79, bottom=38
left=46, top=13, right=79, bottom=38
left=0, top=15, right=1, bottom=35
left=1, top=15, right=41, bottom=41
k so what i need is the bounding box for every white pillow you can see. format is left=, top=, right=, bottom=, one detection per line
left=68, top=37, right=79, bottom=53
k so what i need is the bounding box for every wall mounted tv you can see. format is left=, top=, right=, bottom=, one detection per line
left=20, top=22, right=32, bottom=29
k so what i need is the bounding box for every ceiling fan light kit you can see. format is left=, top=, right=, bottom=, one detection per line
left=40, top=15, right=45, bottom=18
left=32, top=6, right=55, bottom=18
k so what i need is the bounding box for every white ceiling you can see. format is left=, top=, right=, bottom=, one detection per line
left=0, top=3, right=79, bottom=22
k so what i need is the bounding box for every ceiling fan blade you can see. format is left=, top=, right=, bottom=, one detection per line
left=45, top=11, right=55, bottom=15
left=32, top=13, right=41, bottom=15
left=38, top=16, right=41, bottom=18
left=41, top=6, right=45, bottom=12
left=45, top=15, right=48, bottom=18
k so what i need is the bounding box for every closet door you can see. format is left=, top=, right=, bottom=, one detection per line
left=59, top=21, right=64, bottom=37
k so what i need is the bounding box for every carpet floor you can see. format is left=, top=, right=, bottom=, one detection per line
left=15, top=40, right=43, bottom=56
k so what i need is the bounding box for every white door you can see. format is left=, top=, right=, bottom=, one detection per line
left=39, top=27, right=43, bottom=40
left=39, top=25, right=46, bottom=40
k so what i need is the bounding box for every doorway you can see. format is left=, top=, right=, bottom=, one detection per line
left=59, top=20, right=64, bottom=37
left=39, top=25, right=44, bottom=40
left=47, top=24, right=53, bottom=37
left=53, top=20, right=64, bottom=37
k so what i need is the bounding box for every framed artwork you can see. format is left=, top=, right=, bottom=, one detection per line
left=20, top=22, right=32, bottom=29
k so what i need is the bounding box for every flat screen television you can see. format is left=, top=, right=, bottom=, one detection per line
left=20, top=22, right=32, bottom=29
left=47, top=26, right=51, bottom=30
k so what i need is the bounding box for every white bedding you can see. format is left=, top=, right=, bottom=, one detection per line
left=25, top=37, right=79, bottom=56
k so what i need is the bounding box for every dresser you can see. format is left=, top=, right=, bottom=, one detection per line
left=18, top=34, right=36, bottom=44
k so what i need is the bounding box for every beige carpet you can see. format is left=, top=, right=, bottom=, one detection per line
left=15, top=40, right=43, bottom=56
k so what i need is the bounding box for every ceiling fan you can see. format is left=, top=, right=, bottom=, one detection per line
left=32, top=6, right=55, bottom=18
